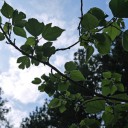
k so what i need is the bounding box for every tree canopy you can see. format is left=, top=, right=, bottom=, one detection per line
left=0, top=0, right=128, bottom=127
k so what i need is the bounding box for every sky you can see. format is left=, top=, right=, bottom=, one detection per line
left=0, top=0, right=111, bottom=127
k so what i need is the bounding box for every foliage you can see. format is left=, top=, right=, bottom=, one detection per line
left=0, top=88, right=12, bottom=128
left=0, top=0, right=128, bottom=127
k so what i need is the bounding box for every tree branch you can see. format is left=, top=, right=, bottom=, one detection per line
left=55, top=41, right=79, bottom=52
left=1, top=25, right=128, bottom=103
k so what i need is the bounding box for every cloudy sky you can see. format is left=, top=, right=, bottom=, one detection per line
left=0, top=0, right=111, bottom=127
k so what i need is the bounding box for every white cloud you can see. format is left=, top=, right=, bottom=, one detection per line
left=0, top=0, right=80, bottom=127
left=0, top=57, right=50, bottom=104
left=5, top=101, right=28, bottom=128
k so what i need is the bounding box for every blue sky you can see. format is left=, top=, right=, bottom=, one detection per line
left=0, top=0, right=113, bottom=127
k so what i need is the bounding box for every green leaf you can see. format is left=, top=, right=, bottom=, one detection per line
left=32, top=78, right=42, bottom=85
left=25, top=37, right=36, bottom=46
left=94, top=33, right=111, bottom=55
left=1, top=2, right=14, bottom=18
left=17, top=56, right=30, bottom=69
left=0, top=16, right=2, bottom=23
left=12, top=10, right=26, bottom=28
left=123, top=30, right=128, bottom=51
left=102, top=112, right=114, bottom=126
left=13, top=26, right=27, bottom=38
left=42, top=24, right=64, bottom=41
left=80, top=118, right=100, bottom=128
left=102, top=79, right=111, bottom=86
left=86, top=46, right=94, bottom=61
left=49, top=98, right=61, bottom=108
left=102, top=86, right=111, bottom=96
left=103, top=71, right=112, bottom=78
left=85, top=100, right=105, bottom=114
left=42, top=42, right=55, bottom=57
left=25, top=18, right=44, bottom=37
left=58, top=82, right=69, bottom=91
left=81, top=13, right=99, bottom=31
left=59, top=105, right=66, bottom=113
left=31, top=57, right=39, bottom=66
left=3, top=22, right=12, bottom=33
left=69, top=124, right=78, bottom=128
left=65, top=61, right=77, bottom=71
left=109, top=0, right=128, bottom=18
left=20, top=44, right=32, bottom=54
left=88, top=7, right=106, bottom=20
left=112, top=73, right=121, bottom=82
left=104, top=22, right=121, bottom=41
left=110, top=85, right=117, bottom=95
left=116, top=83, right=124, bottom=92
left=38, top=84, right=45, bottom=92
left=0, top=32, right=5, bottom=41
left=70, top=70, right=85, bottom=81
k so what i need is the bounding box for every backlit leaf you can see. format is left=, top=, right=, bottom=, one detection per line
left=70, top=70, right=85, bottom=81
left=123, top=30, right=128, bottom=51
left=81, top=13, right=99, bottom=31
left=49, top=98, right=61, bottom=108
left=94, top=33, right=111, bottom=55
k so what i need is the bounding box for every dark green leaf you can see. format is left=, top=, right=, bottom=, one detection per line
left=70, top=70, right=85, bottom=81
left=65, top=61, right=77, bottom=71
left=0, top=16, right=2, bottom=23
left=102, top=112, right=114, bottom=126
left=80, top=118, right=100, bottom=128
left=69, top=124, right=78, bottom=128
left=85, top=100, right=105, bottom=114
left=25, top=18, right=44, bottom=37
left=13, top=26, right=26, bottom=38
left=1, top=2, right=14, bottom=18
left=17, top=56, right=30, bottom=69
left=58, top=82, right=69, bottom=91
left=81, top=13, right=99, bottom=31
left=59, top=105, right=66, bottom=113
left=32, top=78, right=42, bottom=85
left=109, top=0, right=128, bottom=18
left=88, top=7, right=106, bottom=20
left=42, top=42, right=56, bottom=57
left=0, top=32, right=5, bottom=41
left=49, top=98, right=61, bottom=108
left=12, top=10, right=26, bottom=27
left=31, top=57, right=39, bottom=66
left=42, top=24, right=64, bottom=41
left=20, top=44, right=32, bottom=54
left=102, top=86, right=111, bottom=96
left=123, top=30, right=128, bottom=51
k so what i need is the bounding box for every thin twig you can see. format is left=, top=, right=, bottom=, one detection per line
left=55, top=41, right=79, bottom=52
